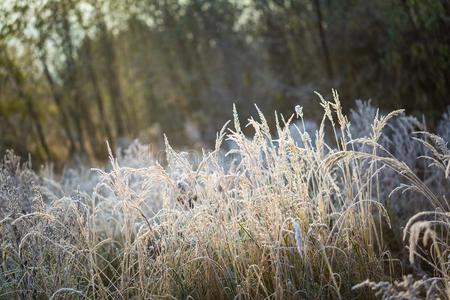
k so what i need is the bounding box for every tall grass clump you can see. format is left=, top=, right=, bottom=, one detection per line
left=0, top=91, right=449, bottom=299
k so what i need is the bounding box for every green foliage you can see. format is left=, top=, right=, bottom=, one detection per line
left=0, top=0, right=448, bottom=164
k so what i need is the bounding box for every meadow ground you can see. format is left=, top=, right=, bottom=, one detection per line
left=0, top=91, right=449, bottom=299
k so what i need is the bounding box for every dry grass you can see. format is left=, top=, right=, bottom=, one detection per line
left=0, top=91, right=449, bottom=299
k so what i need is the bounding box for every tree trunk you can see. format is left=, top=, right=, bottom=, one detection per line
left=3, top=52, right=51, bottom=160
left=313, top=0, right=334, bottom=80
left=60, top=3, right=89, bottom=158
left=84, top=38, right=115, bottom=147
left=41, top=58, right=77, bottom=155
left=99, top=21, right=127, bottom=138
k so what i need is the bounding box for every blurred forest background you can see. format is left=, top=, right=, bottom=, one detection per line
left=0, top=0, right=449, bottom=167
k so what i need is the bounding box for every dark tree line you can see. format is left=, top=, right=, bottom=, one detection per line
left=0, top=0, right=449, bottom=166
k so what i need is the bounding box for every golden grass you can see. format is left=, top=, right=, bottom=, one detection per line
left=0, top=91, right=449, bottom=299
